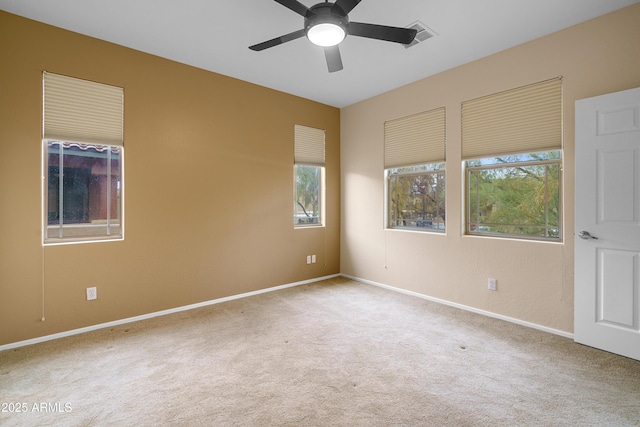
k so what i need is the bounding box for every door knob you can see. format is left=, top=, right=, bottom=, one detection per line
left=578, top=230, right=598, bottom=240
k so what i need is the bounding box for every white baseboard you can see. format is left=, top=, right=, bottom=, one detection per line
left=1, top=273, right=572, bottom=351
left=0, top=274, right=341, bottom=352
left=342, top=274, right=574, bottom=340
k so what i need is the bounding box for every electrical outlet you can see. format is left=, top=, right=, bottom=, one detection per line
left=306, top=255, right=312, bottom=264
left=86, top=287, right=97, bottom=300
left=488, top=278, right=497, bottom=291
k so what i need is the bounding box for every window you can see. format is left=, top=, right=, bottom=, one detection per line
left=43, top=72, right=124, bottom=244
left=387, top=163, right=445, bottom=230
left=294, top=125, right=324, bottom=227
left=466, top=151, right=561, bottom=239
left=384, top=107, right=446, bottom=232
left=462, top=78, right=562, bottom=241
left=294, top=164, right=322, bottom=225
left=45, top=142, right=122, bottom=241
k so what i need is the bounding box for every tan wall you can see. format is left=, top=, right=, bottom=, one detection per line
left=0, top=11, right=340, bottom=346
left=340, top=4, right=640, bottom=334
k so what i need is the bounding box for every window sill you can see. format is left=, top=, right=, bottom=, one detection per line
left=44, top=235, right=123, bottom=246
left=463, top=233, right=563, bottom=244
left=386, top=227, right=446, bottom=235
left=294, top=224, right=325, bottom=230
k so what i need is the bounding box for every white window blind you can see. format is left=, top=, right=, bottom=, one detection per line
left=294, top=124, right=325, bottom=166
left=384, top=107, right=446, bottom=169
left=43, top=72, right=124, bottom=146
left=461, top=77, right=562, bottom=159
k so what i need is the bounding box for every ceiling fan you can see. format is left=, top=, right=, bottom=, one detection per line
left=249, top=0, right=418, bottom=72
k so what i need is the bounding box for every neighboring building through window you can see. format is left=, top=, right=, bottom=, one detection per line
left=294, top=124, right=325, bottom=227
left=45, top=142, right=122, bottom=241
left=462, top=78, right=563, bottom=241
left=43, top=72, right=124, bottom=244
left=384, top=107, right=446, bottom=232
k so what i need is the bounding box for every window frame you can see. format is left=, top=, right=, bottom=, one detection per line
left=293, top=124, right=325, bottom=229
left=43, top=140, right=124, bottom=245
left=464, top=151, right=562, bottom=242
left=385, top=162, right=446, bottom=233
left=293, top=163, right=325, bottom=228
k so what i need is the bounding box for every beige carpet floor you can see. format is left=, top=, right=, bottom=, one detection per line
left=1, top=276, right=639, bottom=426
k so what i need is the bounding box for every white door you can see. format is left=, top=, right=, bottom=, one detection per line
left=575, top=87, right=640, bottom=361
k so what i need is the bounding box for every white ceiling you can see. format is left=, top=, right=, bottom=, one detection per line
left=1, top=0, right=638, bottom=107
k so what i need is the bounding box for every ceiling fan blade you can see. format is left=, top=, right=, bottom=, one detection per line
left=332, top=0, right=361, bottom=15
left=274, top=0, right=311, bottom=17
left=324, top=45, right=343, bottom=73
left=349, top=22, right=417, bottom=45
left=249, top=29, right=306, bottom=51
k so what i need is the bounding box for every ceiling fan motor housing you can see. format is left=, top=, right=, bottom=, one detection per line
left=304, top=3, right=349, bottom=41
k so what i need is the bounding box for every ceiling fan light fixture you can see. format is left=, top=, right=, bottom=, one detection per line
left=307, top=22, right=346, bottom=47
left=304, top=2, right=349, bottom=47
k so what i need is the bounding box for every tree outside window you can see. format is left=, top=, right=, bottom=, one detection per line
left=294, top=164, right=322, bottom=226
left=387, top=163, right=445, bottom=231
left=466, top=151, right=561, bottom=240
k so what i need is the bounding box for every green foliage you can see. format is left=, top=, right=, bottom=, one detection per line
left=389, top=171, right=445, bottom=230
left=468, top=156, right=560, bottom=238
left=295, top=165, right=320, bottom=224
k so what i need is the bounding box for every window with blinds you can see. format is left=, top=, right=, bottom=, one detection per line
left=385, top=107, right=445, bottom=168
left=462, top=78, right=563, bottom=241
left=384, top=107, right=446, bottom=232
left=43, top=72, right=124, bottom=146
left=294, top=124, right=325, bottom=227
left=43, top=72, right=124, bottom=244
left=461, top=77, right=562, bottom=159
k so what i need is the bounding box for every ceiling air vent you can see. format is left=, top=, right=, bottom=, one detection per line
left=404, top=21, right=436, bottom=49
